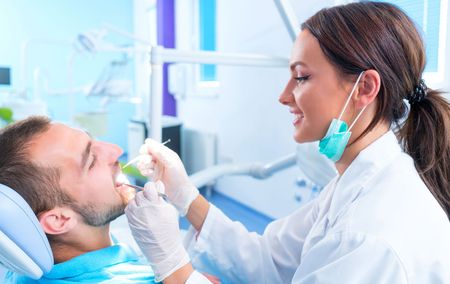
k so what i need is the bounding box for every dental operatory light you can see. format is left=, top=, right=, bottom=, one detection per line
left=87, top=56, right=135, bottom=108
left=76, top=29, right=107, bottom=54
left=74, top=24, right=151, bottom=109
left=76, top=23, right=151, bottom=54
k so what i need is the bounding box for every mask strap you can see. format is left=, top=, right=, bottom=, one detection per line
left=347, top=104, right=367, bottom=132
left=337, top=71, right=365, bottom=122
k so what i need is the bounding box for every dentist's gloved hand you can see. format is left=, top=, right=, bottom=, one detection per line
left=137, top=138, right=199, bottom=216
left=125, top=181, right=190, bottom=282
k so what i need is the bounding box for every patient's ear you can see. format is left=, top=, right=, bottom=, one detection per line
left=38, top=207, right=78, bottom=235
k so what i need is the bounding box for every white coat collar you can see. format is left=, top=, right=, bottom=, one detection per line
left=327, top=130, right=402, bottom=226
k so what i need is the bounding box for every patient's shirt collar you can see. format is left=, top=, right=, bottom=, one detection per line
left=44, top=244, right=139, bottom=279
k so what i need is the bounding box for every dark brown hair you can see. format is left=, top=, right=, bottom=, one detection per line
left=0, top=116, right=73, bottom=215
left=302, top=2, right=450, bottom=216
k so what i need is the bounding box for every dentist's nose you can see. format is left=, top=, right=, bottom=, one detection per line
left=279, top=78, right=296, bottom=105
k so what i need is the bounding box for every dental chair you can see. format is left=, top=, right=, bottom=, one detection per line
left=0, top=183, right=54, bottom=280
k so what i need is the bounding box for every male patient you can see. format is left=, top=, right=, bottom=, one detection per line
left=0, top=116, right=155, bottom=283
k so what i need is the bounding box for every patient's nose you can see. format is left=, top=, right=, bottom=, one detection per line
left=97, top=142, right=123, bottom=163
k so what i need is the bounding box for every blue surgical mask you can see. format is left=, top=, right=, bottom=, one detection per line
left=319, top=72, right=366, bottom=162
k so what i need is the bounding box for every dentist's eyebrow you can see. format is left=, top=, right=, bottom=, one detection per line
left=290, top=61, right=308, bottom=72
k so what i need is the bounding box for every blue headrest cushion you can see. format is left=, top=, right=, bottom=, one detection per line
left=0, top=184, right=54, bottom=274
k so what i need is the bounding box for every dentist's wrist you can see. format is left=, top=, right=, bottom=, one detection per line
left=186, top=195, right=210, bottom=232
left=162, top=262, right=195, bottom=284
left=173, top=184, right=199, bottom=216
left=154, top=244, right=191, bottom=282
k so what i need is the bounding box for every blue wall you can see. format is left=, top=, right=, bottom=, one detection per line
left=0, top=0, right=135, bottom=151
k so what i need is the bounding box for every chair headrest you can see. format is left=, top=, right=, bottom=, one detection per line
left=0, top=184, right=54, bottom=279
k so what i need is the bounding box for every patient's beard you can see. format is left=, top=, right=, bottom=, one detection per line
left=71, top=201, right=125, bottom=227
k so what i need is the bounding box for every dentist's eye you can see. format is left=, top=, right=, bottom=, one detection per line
left=294, top=75, right=310, bottom=84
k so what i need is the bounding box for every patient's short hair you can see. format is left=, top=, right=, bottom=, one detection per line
left=0, top=116, right=73, bottom=215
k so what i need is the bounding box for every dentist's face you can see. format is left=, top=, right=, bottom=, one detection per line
left=279, top=29, right=356, bottom=143
left=29, top=123, right=132, bottom=226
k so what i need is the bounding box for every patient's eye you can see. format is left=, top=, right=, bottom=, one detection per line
left=89, top=154, right=97, bottom=170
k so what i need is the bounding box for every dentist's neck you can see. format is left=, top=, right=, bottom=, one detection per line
left=50, top=225, right=112, bottom=264
left=335, top=122, right=389, bottom=175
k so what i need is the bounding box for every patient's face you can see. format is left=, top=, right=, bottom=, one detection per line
left=29, top=123, right=133, bottom=226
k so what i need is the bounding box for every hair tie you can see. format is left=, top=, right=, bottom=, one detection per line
left=407, top=79, right=427, bottom=105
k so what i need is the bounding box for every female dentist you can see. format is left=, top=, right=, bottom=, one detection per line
left=125, top=2, right=450, bottom=283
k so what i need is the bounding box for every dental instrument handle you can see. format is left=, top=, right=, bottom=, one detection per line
left=122, top=139, right=171, bottom=169
left=123, top=183, right=168, bottom=200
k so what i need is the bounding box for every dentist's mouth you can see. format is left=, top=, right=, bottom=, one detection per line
left=293, top=113, right=304, bottom=126
left=289, top=108, right=304, bottom=126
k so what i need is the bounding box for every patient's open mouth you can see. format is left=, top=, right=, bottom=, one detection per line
left=114, top=173, right=136, bottom=204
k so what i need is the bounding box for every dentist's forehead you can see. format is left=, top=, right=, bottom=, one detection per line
left=290, top=29, right=337, bottom=74
left=290, top=30, right=315, bottom=66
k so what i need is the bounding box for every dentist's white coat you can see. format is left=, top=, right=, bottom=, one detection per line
left=184, top=131, right=450, bottom=283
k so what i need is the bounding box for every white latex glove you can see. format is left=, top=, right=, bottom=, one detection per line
left=125, top=181, right=190, bottom=282
left=137, top=138, right=199, bottom=216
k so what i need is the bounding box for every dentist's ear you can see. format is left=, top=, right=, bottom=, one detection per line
left=354, top=70, right=381, bottom=109
left=38, top=207, right=78, bottom=235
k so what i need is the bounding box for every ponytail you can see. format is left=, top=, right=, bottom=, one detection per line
left=398, top=90, right=450, bottom=218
